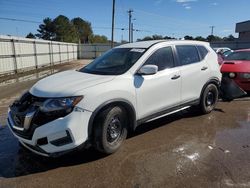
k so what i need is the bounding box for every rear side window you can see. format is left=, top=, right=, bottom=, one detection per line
left=176, top=45, right=200, bottom=65
left=197, top=45, right=209, bottom=60
left=144, top=47, right=174, bottom=71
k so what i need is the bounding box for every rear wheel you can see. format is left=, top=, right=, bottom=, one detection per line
left=199, top=84, right=219, bottom=114
left=93, top=106, right=128, bottom=154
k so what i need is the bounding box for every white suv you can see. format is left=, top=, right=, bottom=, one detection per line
left=7, top=40, right=221, bottom=157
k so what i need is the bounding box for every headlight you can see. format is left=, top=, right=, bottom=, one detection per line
left=228, top=72, right=236, bottom=78
left=242, top=73, right=250, bottom=79
left=40, top=96, right=83, bottom=113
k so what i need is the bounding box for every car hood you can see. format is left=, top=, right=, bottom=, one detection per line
left=221, top=60, right=250, bottom=73
left=30, top=70, right=115, bottom=98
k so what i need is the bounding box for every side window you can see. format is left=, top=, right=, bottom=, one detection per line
left=197, top=45, right=209, bottom=60
left=144, top=47, right=174, bottom=71
left=176, top=45, right=200, bottom=65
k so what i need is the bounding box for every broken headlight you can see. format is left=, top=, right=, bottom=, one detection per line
left=40, top=96, right=83, bottom=113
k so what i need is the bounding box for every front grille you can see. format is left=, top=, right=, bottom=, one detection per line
left=10, top=112, right=25, bottom=128
left=10, top=92, right=72, bottom=140
left=8, top=117, right=40, bottom=139
left=9, top=92, right=46, bottom=139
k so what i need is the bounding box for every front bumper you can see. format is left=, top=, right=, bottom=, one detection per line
left=7, top=109, right=92, bottom=157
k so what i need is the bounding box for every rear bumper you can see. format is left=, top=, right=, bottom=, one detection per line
left=7, top=109, right=92, bottom=157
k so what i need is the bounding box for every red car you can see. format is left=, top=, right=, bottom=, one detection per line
left=221, top=49, right=250, bottom=93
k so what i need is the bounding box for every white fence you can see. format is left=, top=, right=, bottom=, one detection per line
left=3, top=36, right=250, bottom=75
left=0, top=35, right=78, bottom=74
left=78, top=43, right=116, bottom=59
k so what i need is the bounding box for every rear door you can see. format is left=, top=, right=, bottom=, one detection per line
left=175, top=45, right=211, bottom=104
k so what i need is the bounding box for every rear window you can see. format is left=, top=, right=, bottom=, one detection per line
left=225, top=51, right=250, bottom=61
left=197, top=45, right=209, bottom=60
left=176, top=45, right=200, bottom=65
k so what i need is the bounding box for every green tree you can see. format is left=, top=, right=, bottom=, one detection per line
left=53, top=15, right=78, bottom=43
left=89, top=34, right=108, bottom=43
left=164, top=36, right=175, bottom=39
left=152, top=35, right=164, bottom=40
left=207, top=35, right=222, bottom=42
left=36, top=18, right=55, bottom=40
left=194, top=36, right=206, bottom=41
left=137, top=36, right=152, bottom=41
left=223, top=34, right=235, bottom=41
left=72, top=17, right=93, bottom=43
left=184, top=35, right=194, bottom=40
left=26, top=32, right=36, bottom=39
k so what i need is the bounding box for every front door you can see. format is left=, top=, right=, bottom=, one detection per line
left=135, top=46, right=181, bottom=120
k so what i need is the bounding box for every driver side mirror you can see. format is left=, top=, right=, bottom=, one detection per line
left=138, top=65, right=158, bottom=75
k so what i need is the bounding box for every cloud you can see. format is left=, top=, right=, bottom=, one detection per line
left=184, top=6, right=192, bottom=9
left=211, top=2, right=218, bottom=6
left=176, top=0, right=197, bottom=10
left=176, top=0, right=197, bottom=3
left=154, top=0, right=163, bottom=5
left=222, top=29, right=233, bottom=33
left=181, top=3, right=192, bottom=10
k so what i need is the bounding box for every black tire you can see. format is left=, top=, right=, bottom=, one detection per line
left=199, top=84, right=219, bottom=114
left=93, top=106, right=128, bottom=154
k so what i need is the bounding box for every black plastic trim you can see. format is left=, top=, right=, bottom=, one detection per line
left=137, top=99, right=199, bottom=125
left=50, top=130, right=73, bottom=146
left=87, top=98, right=137, bottom=142
left=199, top=77, right=221, bottom=102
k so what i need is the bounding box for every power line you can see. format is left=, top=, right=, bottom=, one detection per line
left=0, top=17, right=41, bottom=24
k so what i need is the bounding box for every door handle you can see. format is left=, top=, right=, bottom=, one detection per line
left=171, top=75, right=180, bottom=80
left=201, top=66, right=208, bottom=71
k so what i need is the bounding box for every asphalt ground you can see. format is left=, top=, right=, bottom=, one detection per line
left=0, top=61, right=250, bottom=188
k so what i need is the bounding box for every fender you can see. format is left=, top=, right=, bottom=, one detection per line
left=199, top=77, right=221, bottom=102
left=87, top=98, right=137, bottom=143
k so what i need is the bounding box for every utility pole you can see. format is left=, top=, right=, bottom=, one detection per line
left=127, top=9, right=133, bottom=43
left=111, top=0, right=115, bottom=48
left=210, top=26, right=215, bottom=36
left=131, top=23, right=133, bottom=43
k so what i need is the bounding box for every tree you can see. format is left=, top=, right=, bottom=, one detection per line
left=72, top=17, right=93, bottom=43
left=26, top=32, right=36, bottom=39
left=164, top=36, right=175, bottom=40
left=223, top=34, right=235, bottom=41
left=137, top=36, right=152, bottom=41
left=194, top=36, right=206, bottom=41
left=152, top=35, right=164, bottom=40
left=36, top=18, right=55, bottom=40
left=184, top=35, right=194, bottom=40
left=89, top=35, right=108, bottom=43
left=207, top=35, right=222, bottom=42
left=53, top=15, right=78, bottom=43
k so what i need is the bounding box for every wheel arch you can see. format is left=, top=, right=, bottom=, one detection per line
left=87, top=99, right=137, bottom=143
left=199, top=77, right=220, bottom=102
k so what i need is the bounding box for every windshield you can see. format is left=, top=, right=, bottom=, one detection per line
left=225, top=51, right=250, bottom=61
left=79, top=48, right=145, bottom=75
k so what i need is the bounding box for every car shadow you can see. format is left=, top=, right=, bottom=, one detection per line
left=0, top=142, right=108, bottom=178
left=0, top=106, right=225, bottom=178
left=131, top=106, right=224, bottom=136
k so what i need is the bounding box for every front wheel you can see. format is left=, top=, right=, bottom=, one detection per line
left=199, top=84, right=219, bottom=114
left=93, top=106, right=128, bottom=154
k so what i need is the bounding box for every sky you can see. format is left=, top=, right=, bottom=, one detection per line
left=0, top=0, right=249, bottom=42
